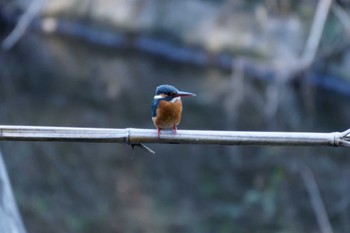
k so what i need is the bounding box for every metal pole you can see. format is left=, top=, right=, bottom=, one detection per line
left=0, top=125, right=349, bottom=148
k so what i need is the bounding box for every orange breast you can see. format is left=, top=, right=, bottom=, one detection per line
left=153, top=99, right=182, bottom=129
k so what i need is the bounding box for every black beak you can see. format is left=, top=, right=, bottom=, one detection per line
left=176, top=90, right=196, bottom=97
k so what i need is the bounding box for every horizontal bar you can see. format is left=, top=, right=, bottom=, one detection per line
left=0, top=125, right=349, bottom=147
left=0, top=125, right=128, bottom=142
left=128, top=129, right=336, bottom=146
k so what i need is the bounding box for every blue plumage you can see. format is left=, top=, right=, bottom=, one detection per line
left=152, top=99, right=159, bottom=117
left=155, top=85, right=179, bottom=96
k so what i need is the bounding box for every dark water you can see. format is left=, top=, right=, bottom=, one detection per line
left=1, top=33, right=350, bottom=233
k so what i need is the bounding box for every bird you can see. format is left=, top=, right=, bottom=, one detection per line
left=152, top=84, right=196, bottom=137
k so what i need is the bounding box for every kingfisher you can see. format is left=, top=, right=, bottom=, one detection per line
left=152, top=84, right=196, bottom=137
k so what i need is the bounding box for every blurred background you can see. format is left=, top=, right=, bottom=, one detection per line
left=1, top=0, right=350, bottom=232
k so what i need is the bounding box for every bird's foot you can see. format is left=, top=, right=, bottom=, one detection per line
left=172, top=125, right=177, bottom=134
left=157, top=127, right=161, bottom=138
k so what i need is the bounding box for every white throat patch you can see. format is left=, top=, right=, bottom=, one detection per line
left=170, top=96, right=181, bottom=103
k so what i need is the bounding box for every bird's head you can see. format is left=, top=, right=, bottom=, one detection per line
left=154, top=85, right=196, bottom=100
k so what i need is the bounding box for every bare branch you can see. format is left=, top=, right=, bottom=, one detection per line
left=300, top=0, right=333, bottom=68
left=299, top=163, right=334, bottom=233
left=332, top=2, right=350, bottom=33
left=2, top=0, right=46, bottom=50
left=0, top=149, right=27, bottom=233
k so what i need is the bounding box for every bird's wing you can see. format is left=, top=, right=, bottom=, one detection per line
left=151, top=99, right=159, bottom=117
